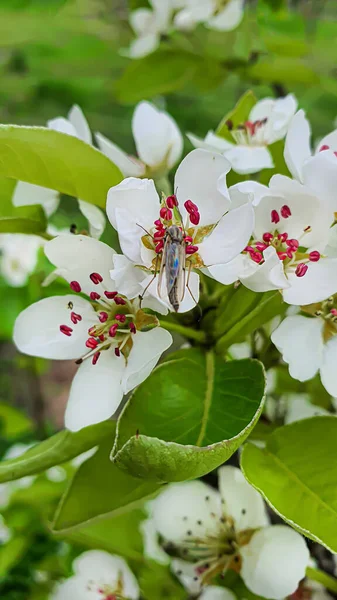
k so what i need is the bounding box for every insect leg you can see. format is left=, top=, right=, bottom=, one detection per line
left=139, top=254, right=160, bottom=308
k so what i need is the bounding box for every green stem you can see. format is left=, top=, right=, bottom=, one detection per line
left=160, top=320, right=206, bottom=343
left=306, top=567, right=337, bottom=594
left=154, top=175, right=172, bottom=197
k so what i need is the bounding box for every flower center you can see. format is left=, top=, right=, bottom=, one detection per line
left=244, top=205, right=321, bottom=278
left=86, top=577, right=127, bottom=600
left=302, top=294, right=337, bottom=342
left=226, top=118, right=268, bottom=147
left=59, top=273, right=137, bottom=365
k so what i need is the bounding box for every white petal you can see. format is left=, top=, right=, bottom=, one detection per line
left=283, top=258, right=337, bottom=305
left=107, top=177, right=159, bottom=230
left=320, top=337, right=337, bottom=397
left=206, top=255, right=245, bottom=285
left=115, top=208, right=146, bottom=264
left=240, top=246, right=289, bottom=293
left=132, top=101, right=183, bottom=170
left=271, top=315, right=324, bottom=381
left=224, top=145, right=273, bottom=175
left=152, top=481, right=222, bottom=543
left=198, top=202, right=254, bottom=266
left=65, top=348, right=125, bottom=431
left=14, top=295, right=97, bottom=360
left=251, top=95, right=297, bottom=144
left=241, top=525, right=309, bottom=599
left=171, top=559, right=202, bottom=595
left=51, top=578, right=94, bottom=600
left=302, top=151, right=337, bottom=213
left=128, top=33, right=160, bottom=58
left=316, top=129, right=337, bottom=154
left=47, top=117, right=78, bottom=137
left=187, top=131, right=233, bottom=153
left=150, top=0, right=172, bottom=30
left=68, top=105, right=92, bottom=145
left=199, top=586, right=237, bottom=600
left=74, top=550, right=139, bottom=599
left=0, top=233, right=41, bottom=287
left=218, top=466, right=268, bottom=531
left=284, top=110, right=312, bottom=182
left=140, top=518, right=170, bottom=565
left=95, top=132, right=144, bottom=177
left=129, top=8, right=153, bottom=35
left=122, top=327, right=172, bottom=394
left=110, top=254, right=146, bottom=298
left=229, top=181, right=269, bottom=208
left=140, top=270, right=200, bottom=313
left=174, top=149, right=232, bottom=226
left=13, top=181, right=59, bottom=217
left=207, top=0, right=244, bottom=31
left=285, top=394, right=331, bottom=425
left=78, top=200, right=106, bottom=239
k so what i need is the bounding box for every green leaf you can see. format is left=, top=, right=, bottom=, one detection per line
left=247, top=57, right=319, bottom=86
left=0, top=536, right=31, bottom=578
left=113, top=350, right=265, bottom=482
left=115, top=50, right=198, bottom=104
left=53, top=437, right=160, bottom=532
left=0, top=402, right=33, bottom=438
left=139, top=562, right=186, bottom=600
left=216, top=90, right=257, bottom=140
left=215, top=287, right=286, bottom=351
left=0, top=126, right=122, bottom=209
left=0, top=421, right=114, bottom=483
left=0, top=176, right=46, bottom=234
left=241, top=417, right=337, bottom=552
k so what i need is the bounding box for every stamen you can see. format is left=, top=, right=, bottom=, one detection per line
left=86, top=337, right=98, bottom=349
left=115, top=347, right=121, bottom=357
left=129, top=322, right=136, bottom=334
left=92, top=352, right=100, bottom=365
left=271, top=210, right=280, bottom=224
left=278, top=233, right=288, bottom=243
left=99, top=311, right=109, bottom=323
left=189, top=211, right=200, bottom=226
left=331, top=309, right=337, bottom=316
left=90, top=272, right=103, bottom=285
left=154, top=229, right=166, bottom=240
left=186, top=245, right=199, bottom=255
left=160, top=207, right=172, bottom=221
left=154, top=219, right=164, bottom=229
left=263, top=232, right=273, bottom=243
left=286, top=238, right=299, bottom=249
left=155, top=240, right=164, bottom=254
left=115, top=314, right=126, bottom=323
left=70, top=312, right=82, bottom=324
left=295, top=263, right=308, bottom=277
left=309, top=251, right=320, bottom=262
left=104, top=291, right=117, bottom=299
left=184, top=200, right=198, bottom=213
left=319, top=144, right=330, bottom=152
left=281, top=205, right=291, bottom=218
left=114, top=296, right=126, bottom=305
left=70, top=281, right=81, bottom=293
left=184, top=235, right=193, bottom=244
left=166, top=195, right=178, bottom=208
left=90, top=292, right=101, bottom=301
left=60, top=324, right=73, bottom=336
left=255, top=242, right=268, bottom=251
left=109, top=324, right=118, bottom=337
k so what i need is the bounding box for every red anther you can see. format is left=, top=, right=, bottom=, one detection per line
left=331, top=309, right=337, bottom=316
left=189, top=210, right=200, bottom=226
left=129, top=322, right=136, bottom=334
left=90, top=272, right=103, bottom=285
left=99, top=311, right=108, bottom=323
left=166, top=194, right=178, bottom=208
left=271, top=210, right=280, bottom=224
left=245, top=120, right=256, bottom=136
left=334, top=152, right=337, bottom=157
left=281, top=205, right=291, bottom=219
left=160, top=207, right=172, bottom=221
left=115, top=313, right=126, bottom=323
left=255, top=242, right=268, bottom=251
left=186, top=245, right=199, bottom=255
left=90, top=291, right=101, bottom=301
left=245, top=245, right=254, bottom=253
left=92, top=352, right=101, bottom=365
left=184, top=235, right=193, bottom=244
left=286, top=248, right=294, bottom=259
left=114, top=296, right=126, bottom=305
left=263, top=232, right=273, bottom=243
left=154, top=229, right=165, bottom=240
left=286, top=238, right=299, bottom=249
left=109, top=324, right=118, bottom=337
left=115, top=347, right=121, bottom=357
left=304, top=225, right=311, bottom=232
left=70, top=311, right=82, bottom=324
left=277, top=252, right=288, bottom=260
left=251, top=251, right=263, bottom=263
left=320, top=144, right=330, bottom=152
left=104, top=291, right=117, bottom=299
left=295, top=263, right=308, bottom=277
left=86, top=337, right=98, bottom=349
left=155, top=240, right=164, bottom=254
left=60, top=324, right=73, bottom=336
left=88, top=326, right=96, bottom=336
left=154, top=219, right=164, bottom=228
left=278, top=232, right=288, bottom=242
left=70, top=281, right=81, bottom=293
left=98, top=334, right=105, bottom=342
left=309, top=251, right=320, bottom=262
left=184, top=199, right=198, bottom=213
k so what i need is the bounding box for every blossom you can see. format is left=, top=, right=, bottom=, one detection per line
left=143, top=466, right=309, bottom=599
left=211, top=174, right=337, bottom=305
left=107, top=149, right=254, bottom=313
left=96, top=101, right=183, bottom=178
left=0, top=233, right=43, bottom=287
left=174, top=0, right=244, bottom=32
left=271, top=303, right=337, bottom=397
left=13, top=234, right=172, bottom=431
left=13, top=105, right=105, bottom=239
left=127, top=0, right=173, bottom=58
left=188, top=95, right=297, bottom=174
left=51, top=550, right=139, bottom=599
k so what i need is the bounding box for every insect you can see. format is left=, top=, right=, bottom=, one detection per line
left=158, top=225, right=186, bottom=312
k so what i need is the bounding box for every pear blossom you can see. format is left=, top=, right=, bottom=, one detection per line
left=96, top=101, right=183, bottom=178
left=188, top=95, right=297, bottom=174
left=127, top=0, right=173, bottom=58
left=0, top=233, right=43, bottom=287
left=284, top=395, right=332, bottom=425
left=51, top=550, right=139, bottom=600
left=13, top=234, right=172, bottom=431
left=209, top=174, right=337, bottom=305
left=174, top=0, right=244, bottom=32
left=13, top=105, right=105, bottom=239
left=143, top=466, right=309, bottom=599
left=271, top=302, right=337, bottom=397
left=107, top=148, right=254, bottom=313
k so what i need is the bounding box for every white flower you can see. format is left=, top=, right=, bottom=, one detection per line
left=51, top=550, right=139, bottom=599
left=175, top=0, right=244, bottom=32
left=284, top=394, right=331, bottom=425
left=127, top=0, right=173, bottom=58
left=13, top=105, right=105, bottom=239
left=272, top=309, right=337, bottom=398
left=211, top=174, right=337, bottom=305
left=188, top=95, right=297, bottom=174
left=96, top=101, right=183, bottom=178
left=13, top=234, right=172, bottom=431
left=107, top=149, right=254, bottom=313
left=0, top=233, right=43, bottom=287
left=145, top=466, right=309, bottom=599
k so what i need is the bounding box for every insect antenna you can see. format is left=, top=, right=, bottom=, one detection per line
left=136, top=223, right=154, bottom=239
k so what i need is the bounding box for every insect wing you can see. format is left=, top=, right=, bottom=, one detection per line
left=165, top=240, right=185, bottom=299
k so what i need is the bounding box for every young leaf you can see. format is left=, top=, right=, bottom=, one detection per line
left=241, top=417, right=337, bottom=552
left=0, top=126, right=122, bottom=209
left=112, top=349, right=265, bottom=482
left=216, top=90, right=257, bottom=140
